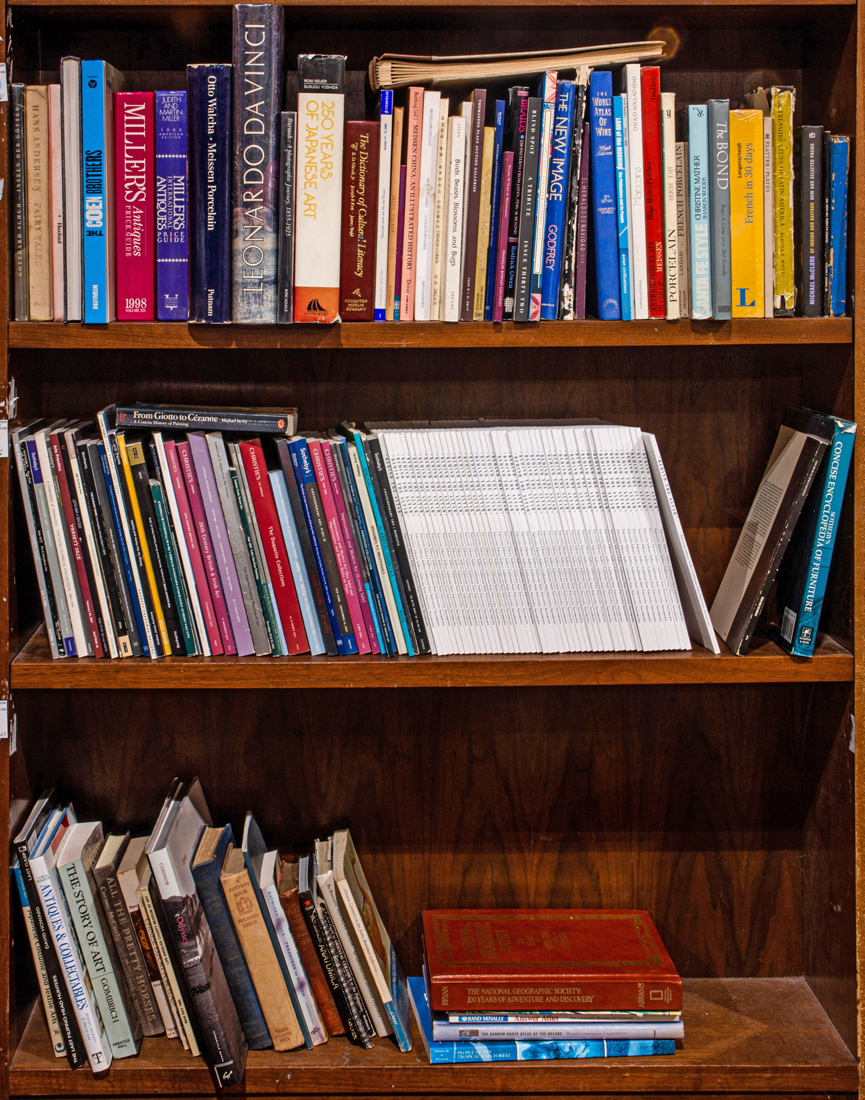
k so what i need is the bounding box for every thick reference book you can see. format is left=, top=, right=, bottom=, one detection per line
left=710, top=408, right=835, bottom=656
left=155, top=91, right=189, bottom=320
left=422, top=910, right=682, bottom=1013
left=340, top=121, right=380, bottom=320
left=114, top=92, right=155, bottom=320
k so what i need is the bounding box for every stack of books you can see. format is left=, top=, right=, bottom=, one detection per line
left=9, top=6, right=849, bottom=325
left=14, top=782, right=411, bottom=1084
left=410, top=909, right=681, bottom=1062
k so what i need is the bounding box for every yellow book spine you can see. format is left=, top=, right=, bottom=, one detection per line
left=730, top=110, right=763, bottom=317
left=473, top=127, right=495, bottom=319
left=117, top=436, right=172, bottom=654
left=25, top=85, right=52, bottom=321
left=771, top=88, right=796, bottom=314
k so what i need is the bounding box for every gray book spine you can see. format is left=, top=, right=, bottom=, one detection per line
left=707, top=99, right=731, bottom=319
left=231, top=4, right=283, bottom=323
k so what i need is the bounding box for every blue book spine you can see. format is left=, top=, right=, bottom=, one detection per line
left=191, top=826, right=271, bottom=1050
left=826, top=135, right=849, bottom=317
left=155, top=91, right=189, bottom=320
left=484, top=101, right=506, bottom=321
left=613, top=95, right=632, bottom=321
left=81, top=62, right=113, bottom=323
left=688, top=105, right=713, bottom=319
left=288, top=440, right=357, bottom=656
left=540, top=82, right=574, bottom=320
left=269, top=470, right=325, bottom=655
left=589, top=71, right=621, bottom=320
left=188, top=65, right=231, bottom=323
left=98, top=442, right=149, bottom=656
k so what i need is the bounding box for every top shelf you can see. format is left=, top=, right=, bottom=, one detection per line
left=9, top=318, right=852, bottom=351
left=9, top=0, right=857, bottom=6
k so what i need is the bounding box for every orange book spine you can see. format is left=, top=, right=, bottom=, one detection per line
left=385, top=107, right=404, bottom=320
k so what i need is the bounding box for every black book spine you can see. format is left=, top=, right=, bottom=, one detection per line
left=17, top=437, right=66, bottom=655
left=276, top=112, right=296, bottom=323
left=559, top=74, right=589, bottom=320
left=502, top=87, right=529, bottom=321
left=364, top=436, right=431, bottom=655
left=513, top=97, right=542, bottom=322
left=115, top=406, right=294, bottom=435
left=15, top=841, right=85, bottom=1068
left=274, top=439, right=337, bottom=655
left=11, top=84, right=29, bottom=321
left=798, top=125, right=824, bottom=317
left=87, top=441, right=143, bottom=656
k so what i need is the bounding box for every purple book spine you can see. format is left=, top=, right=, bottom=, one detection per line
left=575, top=122, right=590, bottom=320
left=393, top=166, right=406, bottom=320
left=156, top=91, right=189, bottom=320
left=187, top=433, right=254, bottom=655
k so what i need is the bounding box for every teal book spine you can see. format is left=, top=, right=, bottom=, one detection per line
left=150, top=480, right=198, bottom=655
left=707, top=99, right=731, bottom=319
left=81, top=62, right=121, bottom=323
left=685, top=105, right=712, bottom=319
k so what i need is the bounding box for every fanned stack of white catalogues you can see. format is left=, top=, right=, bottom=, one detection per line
left=367, top=421, right=719, bottom=656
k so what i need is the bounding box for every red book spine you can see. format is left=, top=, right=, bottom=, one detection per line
left=640, top=67, right=666, bottom=319
left=340, top=121, right=380, bottom=321
left=163, top=440, right=223, bottom=655
left=239, top=441, right=309, bottom=655
left=177, top=439, right=236, bottom=655
left=49, top=432, right=105, bottom=657
left=399, top=88, right=423, bottom=322
left=426, top=976, right=682, bottom=1014
left=308, top=440, right=370, bottom=653
left=114, top=91, right=156, bottom=321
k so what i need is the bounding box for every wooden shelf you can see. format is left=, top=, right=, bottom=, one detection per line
left=10, top=626, right=853, bottom=689
left=10, top=978, right=857, bottom=1096
left=8, top=317, right=852, bottom=351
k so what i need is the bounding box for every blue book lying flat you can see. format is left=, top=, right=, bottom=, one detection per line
left=408, top=978, right=676, bottom=1064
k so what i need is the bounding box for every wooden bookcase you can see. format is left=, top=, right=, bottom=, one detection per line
left=1, top=1, right=862, bottom=1097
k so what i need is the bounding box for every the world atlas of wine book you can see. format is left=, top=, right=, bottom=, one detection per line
left=422, top=910, right=681, bottom=1013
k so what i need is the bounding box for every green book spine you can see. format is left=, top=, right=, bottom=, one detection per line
left=230, top=466, right=282, bottom=655
left=150, top=481, right=198, bottom=655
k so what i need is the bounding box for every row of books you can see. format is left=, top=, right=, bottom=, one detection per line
left=15, top=781, right=410, bottom=1085
left=14, top=406, right=722, bottom=661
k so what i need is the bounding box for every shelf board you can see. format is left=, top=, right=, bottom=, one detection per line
left=10, top=627, right=853, bottom=689
left=10, top=978, right=857, bottom=1096
left=8, top=317, right=852, bottom=351
left=9, top=0, right=857, bottom=7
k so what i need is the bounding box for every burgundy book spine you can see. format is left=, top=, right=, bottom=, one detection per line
left=114, top=92, right=155, bottom=320
left=394, top=166, right=407, bottom=320
left=460, top=88, right=487, bottom=320
left=340, top=121, right=380, bottom=321
left=640, top=66, right=666, bottom=319
left=574, top=123, right=590, bottom=320
left=493, top=151, right=514, bottom=322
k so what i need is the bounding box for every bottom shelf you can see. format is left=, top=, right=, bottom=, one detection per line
left=10, top=978, right=857, bottom=1096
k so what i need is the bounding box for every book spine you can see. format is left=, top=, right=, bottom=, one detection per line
left=473, top=128, right=495, bottom=319
left=115, top=406, right=295, bottom=435
left=761, top=117, right=773, bottom=318
left=621, top=65, right=647, bottom=319
left=26, top=438, right=76, bottom=653
left=49, top=85, right=64, bottom=322
left=282, top=885, right=343, bottom=1037
left=639, top=68, right=665, bottom=319
left=340, top=121, right=380, bottom=321
left=232, top=5, right=283, bottom=322
left=385, top=107, right=404, bottom=320
left=114, top=92, right=155, bottom=320
left=771, top=88, right=796, bottom=315
left=260, top=883, right=325, bottom=1046
left=137, top=879, right=193, bottom=1050
left=493, top=152, right=514, bottom=323
left=708, top=99, right=732, bottom=319
left=589, top=71, right=621, bottom=321
left=826, top=135, right=849, bottom=316
left=573, top=122, right=591, bottom=320
left=798, top=124, right=823, bottom=317
left=687, top=105, right=713, bottom=319
left=503, top=88, right=529, bottom=320
left=12, top=85, right=30, bottom=320
left=529, top=75, right=556, bottom=321
left=460, top=89, right=487, bottom=320
left=513, top=97, right=541, bottom=322
left=276, top=112, right=296, bottom=323
left=25, top=86, right=52, bottom=321
left=123, top=901, right=176, bottom=1039
left=429, top=977, right=682, bottom=1014
left=269, top=470, right=326, bottom=655
left=415, top=91, right=440, bottom=320
left=14, top=861, right=67, bottom=1055
left=155, top=91, right=189, bottom=320
left=484, top=100, right=505, bottom=321
left=294, top=54, right=345, bottom=323
left=674, top=139, right=691, bottom=320
left=60, top=58, right=83, bottom=321
left=730, top=109, right=764, bottom=317
left=230, top=462, right=282, bottom=655
left=374, top=91, right=394, bottom=320
left=150, top=482, right=198, bottom=655
left=660, top=92, right=679, bottom=320
left=442, top=116, right=467, bottom=322
left=188, top=64, right=232, bottom=323
left=393, top=167, right=407, bottom=318
left=234, top=446, right=287, bottom=653
left=614, top=95, right=633, bottom=320
left=399, top=87, right=423, bottom=322
left=540, top=83, right=573, bottom=320
left=81, top=62, right=115, bottom=323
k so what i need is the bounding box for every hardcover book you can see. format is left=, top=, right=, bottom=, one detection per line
left=114, top=92, right=155, bottom=320
left=276, top=112, right=296, bottom=323
left=540, top=82, right=574, bottom=320
left=824, top=134, right=849, bottom=316
left=49, top=84, right=64, bottom=322
left=513, top=97, right=542, bottom=322
left=660, top=91, right=679, bottom=320
left=374, top=90, right=393, bottom=320
left=770, top=87, right=796, bottom=315
left=502, top=86, right=529, bottom=320
left=484, top=100, right=505, bottom=320
left=707, top=99, right=732, bottom=319
left=681, top=105, right=712, bottom=319
left=340, top=121, right=380, bottom=321
left=529, top=73, right=556, bottom=321
left=25, top=85, right=52, bottom=321
left=422, top=910, right=682, bottom=1013
left=797, top=125, right=823, bottom=317
left=729, top=109, right=764, bottom=317
left=472, top=127, right=494, bottom=319
left=400, top=87, right=423, bottom=322
left=589, top=71, right=621, bottom=320
left=460, top=88, right=487, bottom=320
left=232, top=5, right=283, bottom=323
left=385, top=106, right=404, bottom=320
left=640, top=68, right=665, bottom=319
left=60, top=58, right=83, bottom=321
left=620, top=64, right=647, bottom=319
left=573, top=122, right=591, bottom=319
left=155, top=91, right=188, bottom=320
left=11, top=84, right=29, bottom=320
left=442, top=115, right=467, bottom=322
left=415, top=90, right=441, bottom=320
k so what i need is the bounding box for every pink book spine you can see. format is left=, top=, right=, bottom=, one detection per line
left=493, top=151, right=514, bottom=323
left=48, top=85, right=64, bottom=322
left=164, top=440, right=223, bottom=655
left=321, top=440, right=380, bottom=654
left=399, top=87, right=423, bottom=322
left=308, top=439, right=371, bottom=654
left=114, top=91, right=155, bottom=321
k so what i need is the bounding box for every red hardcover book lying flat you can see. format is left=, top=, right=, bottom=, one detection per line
left=422, top=909, right=681, bottom=1013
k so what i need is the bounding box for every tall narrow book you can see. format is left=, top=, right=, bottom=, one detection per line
left=770, top=87, right=796, bottom=315
left=155, top=91, right=189, bottom=320
left=340, top=121, right=380, bottom=321
left=729, top=109, right=764, bottom=317
left=276, top=112, right=296, bottom=324
left=373, top=91, right=393, bottom=320
left=60, top=58, right=83, bottom=321
left=114, top=92, right=155, bottom=321
left=25, top=85, right=53, bottom=321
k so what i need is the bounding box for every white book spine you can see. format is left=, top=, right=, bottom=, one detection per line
left=429, top=98, right=450, bottom=320
left=61, top=58, right=83, bottom=321
left=660, top=92, right=679, bottom=320
left=762, top=115, right=773, bottom=318
left=414, top=91, right=441, bottom=320
left=48, top=85, right=64, bottom=323
left=442, top=116, right=467, bottom=322
left=457, top=101, right=473, bottom=291
left=621, top=93, right=635, bottom=309
left=373, top=91, right=393, bottom=321
left=261, top=882, right=327, bottom=1045
left=624, top=65, right=648, bottom=318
